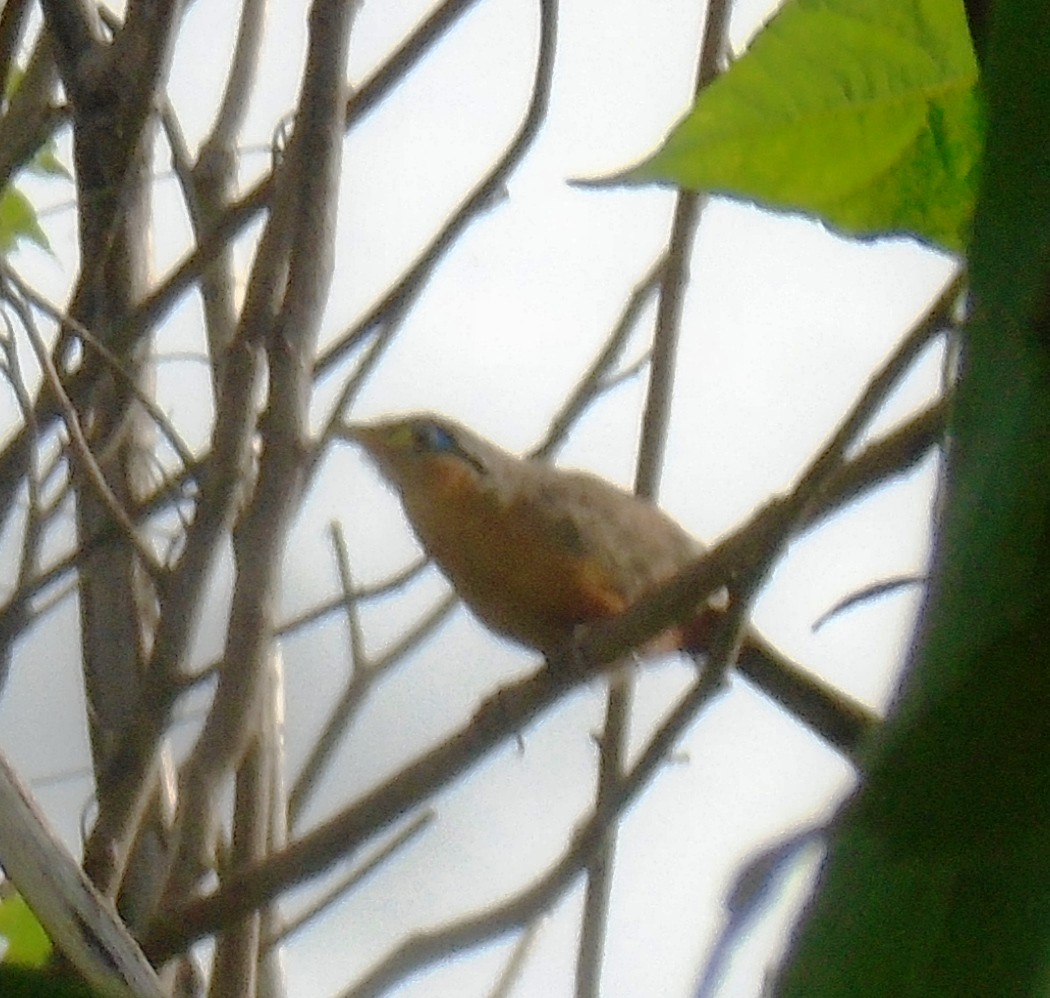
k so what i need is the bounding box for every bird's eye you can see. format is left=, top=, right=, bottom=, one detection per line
left=406, top=419, right=487, bottom=476
left=412, top=421, right=455, bottom=454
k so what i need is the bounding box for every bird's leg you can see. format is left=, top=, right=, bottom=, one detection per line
left=680, top=604, right=729, bottom=658
left=545, top=622, right=602, bottom=678
left=548, top=625, right=650, bottom=681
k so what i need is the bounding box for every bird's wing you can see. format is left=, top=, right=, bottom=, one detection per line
left=516, top=466, right=702, bottom=602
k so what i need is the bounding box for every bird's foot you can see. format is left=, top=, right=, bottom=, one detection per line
left=543, top=628, right=595, bottom=681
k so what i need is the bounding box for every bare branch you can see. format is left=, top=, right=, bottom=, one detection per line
left=209, top=651, right=283, bottom=998
left=266, top=810, right=435, bottom=950
left=0, top=23, right=64, bottom=196
left=531, top=253, right=669, bottom=462
left=207, top=0, right=266, bottom=152
left=0, top=272, right=165, bottom=580
left=0, top=309, right=44, bottom=696
left=579, top=1, right=734, bottom=988
left=313, top=0, right=560, bottom=377
left=118, top=0, right=497, bottom=364
left=487, top=920, right=543, bottom=998
left=156, top=0, right=358, bottom=923
left=3, top=268, right=198, bottom=473
left=287, top=589, right=458, bottom=827
left=0, top=0, right=488, bottom=547
left=0, top=0, right=32, bottom=103
left=0, top=749, right=165, bottom=998
left=39, top=0, right=105, bottom=98
left=791, top=273, right=961, bottom=518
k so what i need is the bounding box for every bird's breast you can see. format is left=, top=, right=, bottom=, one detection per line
left=399, top=469, right=627, bottom=655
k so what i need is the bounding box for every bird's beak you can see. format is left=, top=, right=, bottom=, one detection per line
left=341, top=423, right=406, bottom=482
left=343, top=420, right=423, bottom=497
left=340, top=422, right=385, bottom=456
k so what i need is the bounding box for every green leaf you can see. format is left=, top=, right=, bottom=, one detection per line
left=0, top=186, right=51, bottom=256
left=619, top=0, right=981, bottom=251
left=27, top=145, right=70, bottom=180
left=0, top=895, right=52, bottom=968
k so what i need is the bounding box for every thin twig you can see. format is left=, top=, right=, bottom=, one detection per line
left=487, top=919, right=543, bottom=998
left=284, top=524, right=371, bottom=826
left=531, top=254, right=669, bottom=462
left=155, top=0, right=357, bottom=920
left=793, top=272, right=962, bottom=518
left=312, top=321, right=400, bottom=466
left=287, top=591, right=459, bottom=827
left=313, top=0, right=560, bottom=378
left=1, top=266, right=198, bottom=474
left=0, top=309, right=43, bottom=693
left=578, top=0, right=733, bottom=990
left=0, top=0, right=490, bottom=553
left=265, top=810, right=435, bottom=950
left=0, top=276, right=165, bottom=581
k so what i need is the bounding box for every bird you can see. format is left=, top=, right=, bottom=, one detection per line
left=342, top=412, right=719, bottom=664
left=342, top=412, right=878, bottom=755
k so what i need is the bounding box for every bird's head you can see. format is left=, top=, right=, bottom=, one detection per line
left=342, top=414, right=493, bottom=500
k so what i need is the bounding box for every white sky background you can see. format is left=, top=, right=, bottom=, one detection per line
left=0, top=0, right=959, bottom=995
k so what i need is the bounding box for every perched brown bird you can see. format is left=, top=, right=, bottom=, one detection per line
left=344, top=412, right=876, bottom=755
left=344, top=413, right=711, bottom=660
